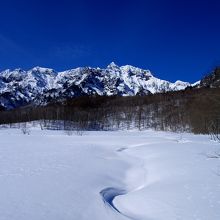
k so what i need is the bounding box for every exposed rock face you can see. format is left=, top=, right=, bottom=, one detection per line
left=200, top=67, right=220, bottom=88
left=0, top=63, right=191, bottom=109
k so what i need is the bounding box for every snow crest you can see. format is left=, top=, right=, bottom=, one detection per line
left=0, top=63, right=193, bottom=109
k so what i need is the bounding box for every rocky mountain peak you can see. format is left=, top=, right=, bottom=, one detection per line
left=0, top=64, right=194, bottom=110
left=107, top=62, right=120, bottom=69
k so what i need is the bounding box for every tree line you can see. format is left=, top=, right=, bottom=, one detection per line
left=0, top=87, right=220, bottom=137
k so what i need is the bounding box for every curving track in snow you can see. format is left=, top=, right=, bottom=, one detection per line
left=100, top=144, right=149, bottom=220
left=100, top=188, right=127, bottom=215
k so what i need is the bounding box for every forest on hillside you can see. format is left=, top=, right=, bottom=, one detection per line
left=0, top=87, right=219, bottom=139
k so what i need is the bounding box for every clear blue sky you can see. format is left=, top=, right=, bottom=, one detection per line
left=0, top=0, right=220, bottom=82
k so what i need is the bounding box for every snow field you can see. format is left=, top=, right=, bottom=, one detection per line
left=0, top=128, right=219, bottom=220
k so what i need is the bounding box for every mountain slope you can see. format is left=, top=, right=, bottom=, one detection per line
left=0, top=62, right=191, bottom=109
left=199, top=67, right=220, bottom=88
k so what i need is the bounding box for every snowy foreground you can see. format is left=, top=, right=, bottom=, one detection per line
left=0, top=128, right=220, bottom=220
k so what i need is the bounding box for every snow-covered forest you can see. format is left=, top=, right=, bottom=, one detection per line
left=1, top=87, right=220, bottom=139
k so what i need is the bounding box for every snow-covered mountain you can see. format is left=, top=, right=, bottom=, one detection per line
left=0, top=62, right=192, bottom=109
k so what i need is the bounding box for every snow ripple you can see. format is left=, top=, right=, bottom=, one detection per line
left=100, top=187, right=126, bottom=214
left=100, top=145, right=148, bottom=220
left=100, top=187, right=137, bottom=220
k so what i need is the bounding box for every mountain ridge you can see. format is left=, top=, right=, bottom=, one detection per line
left=0, top=62, right=195, bottom=110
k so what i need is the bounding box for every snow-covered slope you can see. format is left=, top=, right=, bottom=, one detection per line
left=199, top=67, right=220, bottom=88
left=0, top=127, right=219, bottom=220
left=0, top=62, right=191, bottom=109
